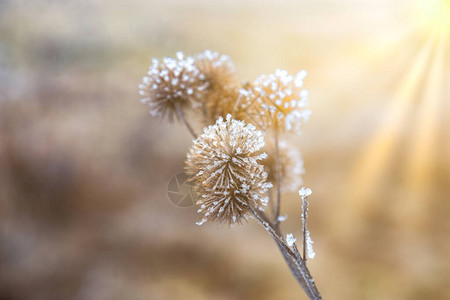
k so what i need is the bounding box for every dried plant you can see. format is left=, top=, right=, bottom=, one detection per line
left=140, top=51, right=323, bottom=299
left=236, top=69, right=311, bottom=132
left=262, top=138, right=304, bottom=193
left=139, top=52, right=208, bottom=136
left=194, top=50, right=240, bottom=126
left=186, top=114, right=271, bottom=225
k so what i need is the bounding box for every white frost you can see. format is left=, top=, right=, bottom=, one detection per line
left=299, top=187, right=312, bottom=197
left=286, top=233, right=296, bottom=247
left=299, top=186, right=316, bottom=259
left=277, top=215, right=287, bottom=223
left=306, top=230, right=315, bottom=259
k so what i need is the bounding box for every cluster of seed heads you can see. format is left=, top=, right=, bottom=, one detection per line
left=139, top=50, right=321, bottom=300
left=139, top=50, right=311, bottom=225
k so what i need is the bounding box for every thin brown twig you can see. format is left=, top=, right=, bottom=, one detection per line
left=201, top=103, right=208, bottom=124
left=302, top=196, right=307, bottom=263
left=175, top=103, right=197, bottom=139
left=292, top=242, right=303, bottom=263
left=268, top=188, right=276, bottom=217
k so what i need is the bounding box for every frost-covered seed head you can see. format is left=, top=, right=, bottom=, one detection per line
left=237, top=69, right=311, bottom=132
left=139, top=52, right=209, bottom=121
left=262, top=139, right=304, bottom=192
left=186, top=114, right=272, bottom=225
left=195, top=50, right=237, bottom=89
left=194, top=50, right=239, bottom=126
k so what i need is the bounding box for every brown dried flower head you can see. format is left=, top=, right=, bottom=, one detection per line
left=262, top=139, right=304, bottom=192
left=186, top=114, right=272, bottom=225
left=237, top=69, right=311, bottom=132
left=194, top=50, right=239, bottom=126
left=195, top=50, right=237, bottom=90
left=139, top=52, right=208, bottom=121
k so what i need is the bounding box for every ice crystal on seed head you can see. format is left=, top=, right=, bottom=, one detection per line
left=237, top=69, right=311, bottom=132
left=139, top=52, right=208, bottom=121
left=186, top=114, right=272, bottom=225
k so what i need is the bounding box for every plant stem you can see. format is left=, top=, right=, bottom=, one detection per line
left=274, top=128, right=282, bottom=223
left=250, top=208, right=322, bottom=300
left=302, top=198, right=307, bottom=263
left=269, top=188, right=276, bottom=217
left=175, top=103, right=197, bottom=139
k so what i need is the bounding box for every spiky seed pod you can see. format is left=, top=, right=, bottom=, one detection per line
left=185, top=114, right=272, bottom=225
left=195, top=50, right=237, bottom=90
left=232, top=81, right=263, bottom=125
left=194, top=50, right=240, bottom=126
left=262, top=139, right=304, bottom=192
left=139, top=52, right=208, bottom=121
left=236, top=69, right=311, bottom=132
left=202, top=86, right=240, bottom=127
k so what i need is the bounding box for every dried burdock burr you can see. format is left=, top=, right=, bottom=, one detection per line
left=262, top=138, right=304, bottom=193
left=139, top=52, right=208, bottom=137
left=185, top=114, right=272, bottom=225
left=237, top=69, right=311, bottom=132
left=194, top=50, right=240, bottom=126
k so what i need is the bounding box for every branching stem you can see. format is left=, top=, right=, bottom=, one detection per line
left=250, top=207, right=322, bottom=300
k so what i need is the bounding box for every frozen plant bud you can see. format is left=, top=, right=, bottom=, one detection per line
left=139, top=52, right=209, bottom=121
left=194, top=50, right=239, bottom=126
left=286, top=233, right=297, bottom=247
left=195, top=50, right=237, bottom=88
left=186, top=114, right=272, bottom=225
left=263, top=139, right=304, bottom=192
left=237, top=69, right=311, bottom=132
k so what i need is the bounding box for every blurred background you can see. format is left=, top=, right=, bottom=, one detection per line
left=0, top=0, right=449, bottom=299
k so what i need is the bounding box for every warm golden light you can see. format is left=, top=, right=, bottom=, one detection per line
left=345, top=0, right=449, bottom=227
left=415, top=0, right=450, bottom=30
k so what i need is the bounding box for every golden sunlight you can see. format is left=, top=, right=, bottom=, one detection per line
left=346, top=0, right=449, bottom=226
left=415, top=0, right=450, bottom=31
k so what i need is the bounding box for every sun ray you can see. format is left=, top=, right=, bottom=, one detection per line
left=332, top=26, right=444, bottom=236
left=403, top=25, right=449, bottom=193
left=349, top=28, right=441, bottom=201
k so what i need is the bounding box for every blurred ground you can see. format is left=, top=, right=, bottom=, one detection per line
left=0, top=0, right=449, bottom=299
